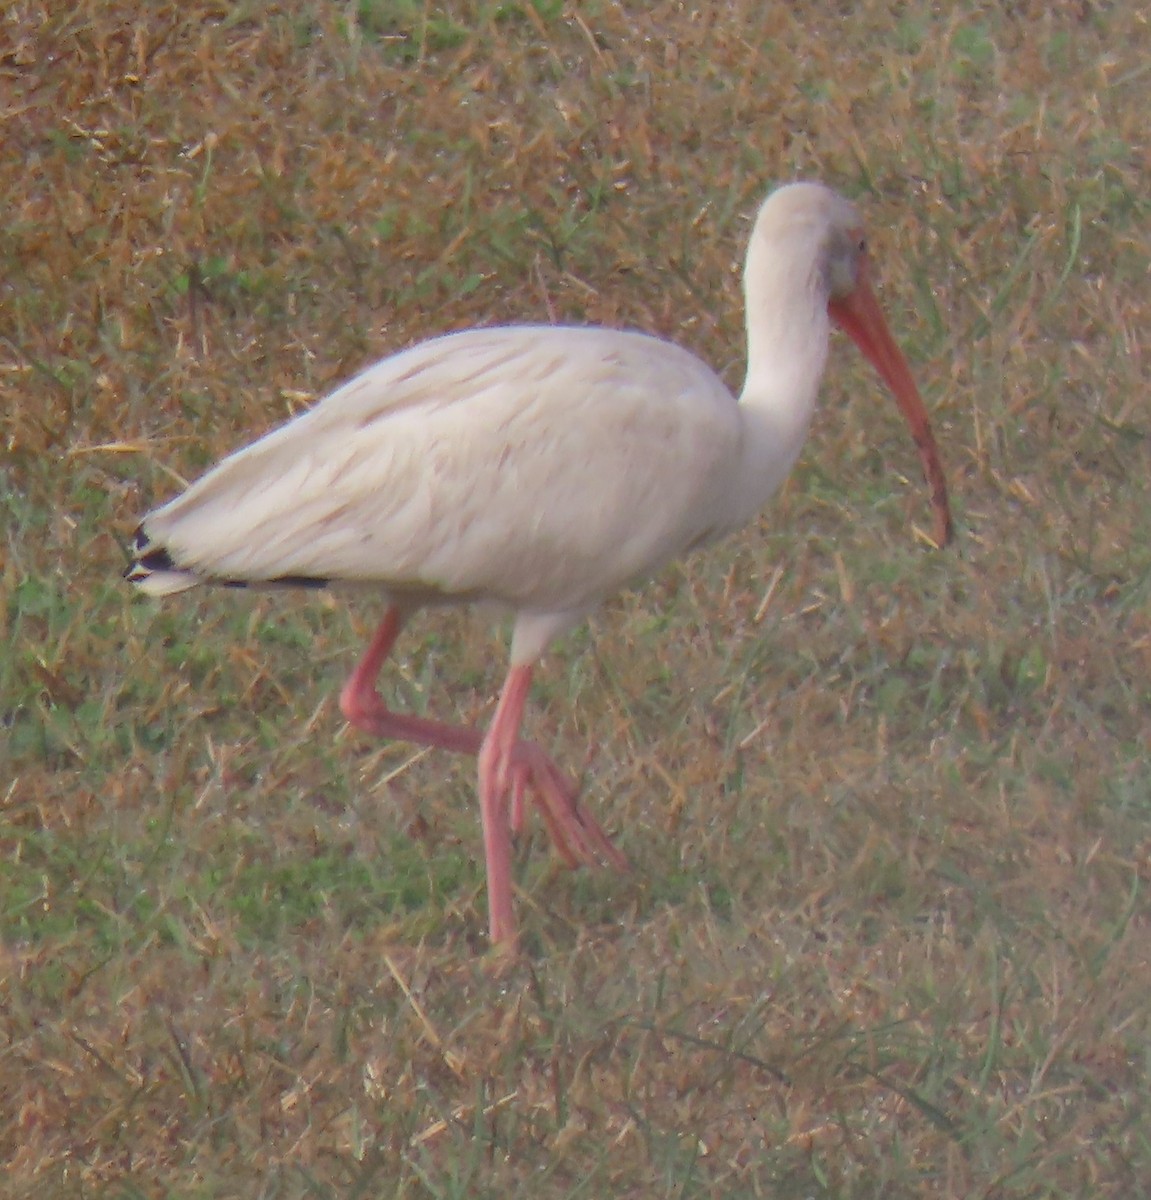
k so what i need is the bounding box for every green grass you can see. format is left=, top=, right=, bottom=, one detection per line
left=3, top=1, right=1151, bottom=1196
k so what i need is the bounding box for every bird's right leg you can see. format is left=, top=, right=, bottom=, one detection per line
left=339, top=604, right=486, bottom=755
left=339, top=606, right=627, bottom=874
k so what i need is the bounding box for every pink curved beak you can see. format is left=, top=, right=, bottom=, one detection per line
left=829, top=261, right=953, bottom=548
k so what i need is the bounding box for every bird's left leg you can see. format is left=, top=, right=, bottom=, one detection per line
left=477, top=664, right=628, bottom=943
left=484, top=666, right=630, bottom=881
left=477, top=665, right=532, bottom=943
left=507, top=745, right=629, bottom=872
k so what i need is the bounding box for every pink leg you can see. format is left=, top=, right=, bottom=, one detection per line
left=477, top=666, right=628, bottom=944
left=476, top=665, right=533, bottom=944
left=339, top=606, right=628, bottom=943
left=340, top=606, right=484, bottom=755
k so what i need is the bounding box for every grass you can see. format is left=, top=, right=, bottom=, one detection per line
left=3, top=0, right=1151, bottom=1195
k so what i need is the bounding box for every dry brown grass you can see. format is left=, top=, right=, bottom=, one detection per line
left=3, top=1, right=1151, bottom=1196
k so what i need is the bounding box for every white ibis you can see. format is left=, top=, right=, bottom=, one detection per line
left=126, top=182, right=953, bottom=947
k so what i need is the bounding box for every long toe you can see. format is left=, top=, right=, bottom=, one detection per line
left=523, top=748, right=629, bottom=871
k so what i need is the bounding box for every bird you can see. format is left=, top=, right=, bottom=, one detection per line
left=126, top=181, right=953, bottom=948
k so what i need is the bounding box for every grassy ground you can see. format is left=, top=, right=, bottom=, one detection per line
left=3, top=1, right=1150, bottom=1195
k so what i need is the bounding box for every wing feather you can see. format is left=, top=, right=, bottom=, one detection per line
left=137, top=326, right=741, bottom=611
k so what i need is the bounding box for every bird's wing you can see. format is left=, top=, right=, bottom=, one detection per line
left=141, top=325, right=741, bottom=610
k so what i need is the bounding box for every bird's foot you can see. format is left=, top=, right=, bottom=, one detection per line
left=506, top=744, right=629, bottom=873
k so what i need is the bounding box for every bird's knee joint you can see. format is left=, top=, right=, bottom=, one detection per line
left=338, top=682, right=370, bottom=725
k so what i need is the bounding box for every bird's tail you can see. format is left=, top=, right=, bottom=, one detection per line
left=125, top=526, right=331, bottom=594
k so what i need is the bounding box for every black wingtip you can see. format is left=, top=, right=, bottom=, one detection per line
left=137, top=546, right=177, bottom=572
left=221, top=574, right=329, bottom=589
left=125, top=527, right=181, bottom=584
left=268, top=574, right=331, bottom=589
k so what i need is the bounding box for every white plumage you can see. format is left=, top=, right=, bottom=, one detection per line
left=127, top=181, right=952, bottom=947
left=136, top=328, right=742, bottom=647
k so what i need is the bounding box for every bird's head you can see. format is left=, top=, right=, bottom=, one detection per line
left=756, top=182, right=954, bottom=548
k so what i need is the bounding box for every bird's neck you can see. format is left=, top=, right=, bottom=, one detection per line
left=729, top=238, right=832, bottom=523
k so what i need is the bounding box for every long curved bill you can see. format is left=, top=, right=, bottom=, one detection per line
left=829, top=264, right=954, bottom=548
